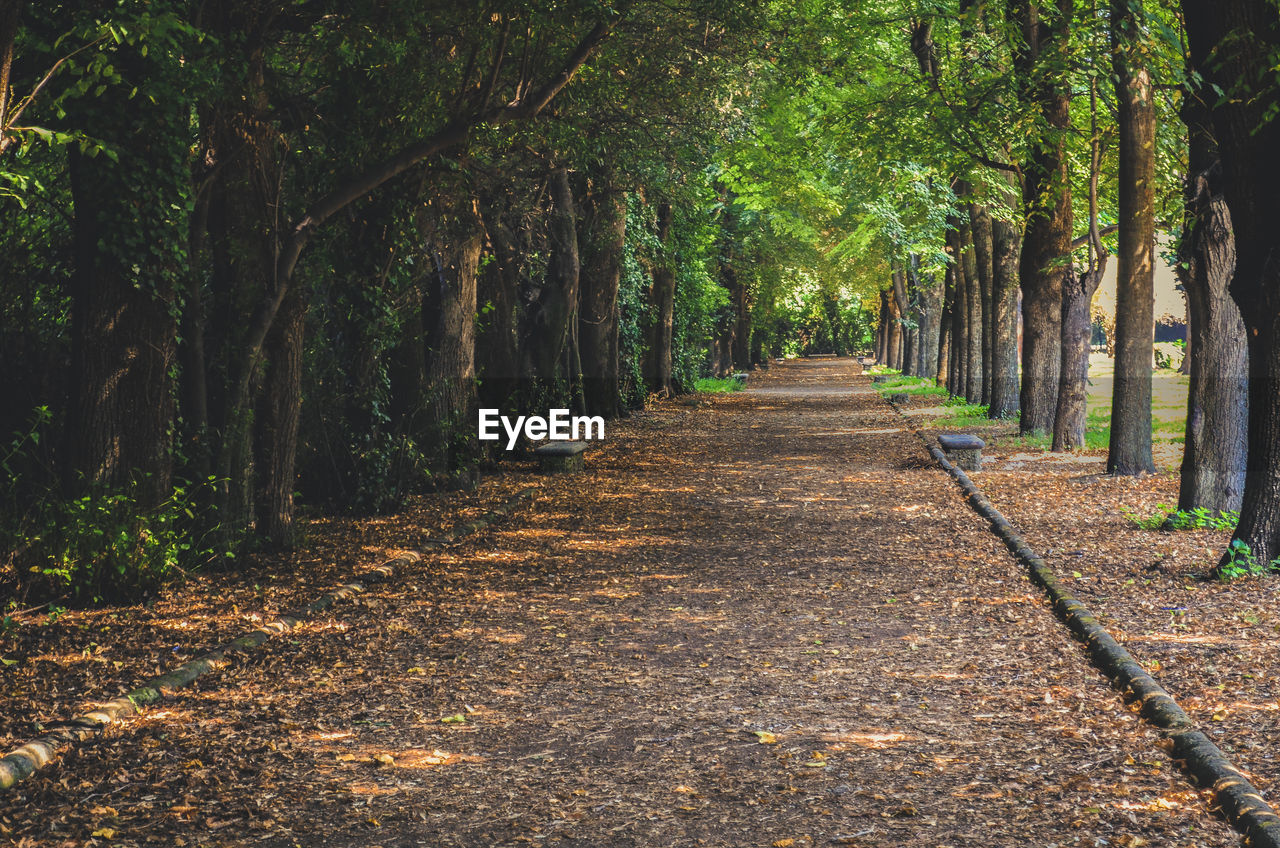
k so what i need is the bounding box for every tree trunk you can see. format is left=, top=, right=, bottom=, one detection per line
left=970, top=203, right=996, bottom=405
left=66, top=146, right=177, bottom=508
left=423, top=194, right=484, bottom=481
left=475, top=198, right=523, bottom=413
left=523, top=168, right=580, bottom=389
left=1053, top=263, right=1104, bottom=450
left=876, top=288, right=890, bottom=365
left=1107, top=0, right=1157, bottom=475
left=960, top=216, right=984, bottom=403
left=891, top=266, right=912, bottom=374
left=946, top=225, right=969, bottom=397
left=1013, top=0, right=1075, bottom=435
left=989, top=183, right=1022, bottom=418
left=200, top=26, right=285, bottom=542
left=253, top=286, right=305, bottom=547
left=577, top=177, right=627, bottom=418
left=937, top=264, right=954, bottom=385
left=725, top=265, right=751, bottom=371
left=918, top=266, right=943, bottom=381
left=1183, top=0, right=1280, bottom=567
left=646, top=202, right=676, bottom=396
left=885, top=285, right=904, bottom=371
left=1177, top=108, right=1247, bottom=513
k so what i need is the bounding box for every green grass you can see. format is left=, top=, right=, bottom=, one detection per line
left=1000, top=407, right=1111, bottom=450
left=694, top=376, right=745, bottom=393
left=932, top=399, right=993, bottom=428
left=1121, top=503, right=1239, bottom=531
left=871, top=355, right=1190, bottom=463
left=871, top=375, right=948, bottom=398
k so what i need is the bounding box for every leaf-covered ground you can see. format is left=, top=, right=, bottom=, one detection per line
left=0, top=357, right=1259, bottom=846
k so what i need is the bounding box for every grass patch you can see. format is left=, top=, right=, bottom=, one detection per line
left=1002, top=407, right=1111, bottom=451
left=1121, top=503, right=1239, bottom=531
left=871, top=375, right=948, bottom=398
left=694, top=376, right=745, bottom=393
left=933, top=399, right=991, bottom=428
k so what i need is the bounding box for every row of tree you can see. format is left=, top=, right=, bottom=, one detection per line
left=2, top=0, right=1277, bottom=599
left=1, top=0, right=823, bottom=602
left=858, top=0, right=1275, bottom=572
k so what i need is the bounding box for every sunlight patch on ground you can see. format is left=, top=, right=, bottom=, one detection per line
left=820, top=730, right=913, bottom=749
left=998, top=452, right=1105, bottom=466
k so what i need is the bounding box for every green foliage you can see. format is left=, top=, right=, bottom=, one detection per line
left=1122, top=504, right=1240, bottom=531
left=694, top=376, right=745, bottom=393
left=871, top=375, right=948, bottom=398
left=619, top=195, right=656, bottom=408
left=24, top=478, right=227, bottom=604
left=1216, top=540, right=1277, bottom=582
left=2, top=407, right=228, bottom=603
left=669, top=191, right=730, bottom=392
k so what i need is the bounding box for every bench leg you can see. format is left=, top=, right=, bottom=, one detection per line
left=947, top=448, right=982, bottom=472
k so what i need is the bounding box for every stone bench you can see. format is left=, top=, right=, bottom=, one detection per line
left=937, top=434, right=985, bottom=472
left=533, top=440, right=589, bottom=473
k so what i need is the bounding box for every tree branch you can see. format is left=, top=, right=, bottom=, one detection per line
left=244, top=17, right=617, bottom=381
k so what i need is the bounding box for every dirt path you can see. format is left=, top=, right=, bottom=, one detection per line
left=6, top=358, right=1237, bottom=847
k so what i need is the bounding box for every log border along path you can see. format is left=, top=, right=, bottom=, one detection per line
left=0, top=487, right=538, bottom=792
left=887, top=393, right=1280, bottom=848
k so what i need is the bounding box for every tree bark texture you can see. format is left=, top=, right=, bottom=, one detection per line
left=960, top=217, right=984, bottom=404
left=970, top=203, right=996, bottom=406
left=913, top=256, right=943, bottom=380
left=989, top=187, right=1023, bottom=418
left=885, top=284, right=904, bottom=372
left=946, top=225, right=969, bottom=397
left=66, top=145, right=178, bottom=508
left=937, top=265, right=954, bottom=386
left=523, top=168, right=580, bottom=390
left=577, top=178, right=627, bottom=419
left=423, top=193, right=484, bottom=480
left=1013, top=0, right=1074, bottom=435
left=253, top=286, right=305, bottom=548
left=199, top=19, right=286, bottom=539
left=1107, top=0, right=1157, bottom=475
left=892, top=266, right=912, bottom=374
left=1176, top=103, right=1247, bottom=513
left=1052, top=262, right=1104, bottom=450
left=876, top=288, right=890, bottom=365
left=474, top=196, right=523, bottom=412
left=646, top=202, right=676, bottom=396
left=1183, top=0, right=1280, bottom=567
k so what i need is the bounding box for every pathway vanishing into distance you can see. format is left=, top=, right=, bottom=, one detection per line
left=9, top=358, right=1236, bottom=846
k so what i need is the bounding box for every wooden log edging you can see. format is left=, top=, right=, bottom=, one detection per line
left=0, top=486, right=538, bottom=793
left=883, top=396, right=1280, bottom=848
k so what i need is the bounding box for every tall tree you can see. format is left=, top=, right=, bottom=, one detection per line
left=577, top=171, right=627, bottom=419
left=63, top=12, right=188, bottom=511
left=988, top=176, right=1023, bottom=418
left=1012, top=0, right=1076, bottom=435
left=1182, top=0, right=1280, bottom=567
left=1175, top=64, right=1247, bottom=513
left=1106, top=0, right=1157, bottom=474
left=646, top=201, right=677, bottom=396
